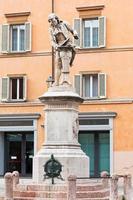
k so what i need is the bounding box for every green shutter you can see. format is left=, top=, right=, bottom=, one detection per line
left=79, top=133, right=94, bottom=176
left=99, top=133, right=110, bottom=174
left=98, top=16, right=106, bottom=47
left=1, top=77, right=9, bottom=101
left=25, top=22, right=32, bottom=51
left=2, top=24, right=9, bottom=53
left=98, top=73, right=107, bottom=98
left=74, top=75, right=80, bottom=95
left=73, top=19, right=81, bottom=47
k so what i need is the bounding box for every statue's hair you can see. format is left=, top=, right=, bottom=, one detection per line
left=48, top=13, right=60, bottom=23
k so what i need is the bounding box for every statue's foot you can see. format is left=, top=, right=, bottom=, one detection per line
left=52, top=82, right=59, bottom=87
left=60, top=81, right=72, bottom=86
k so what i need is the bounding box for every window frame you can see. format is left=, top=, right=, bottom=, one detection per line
left=1, top=75, right=27, bottom=102
left=10, top=24, right=25, bottom=53
left=82, top=18, right=99, bottom=48
left=10, top=77, right=24, bottom=100
left=82, top=74, right=99, bottom=98
left=73, top=16, right=106, bottom=49
left=1, top=22, right=31, bottom=53
left=74, top=72, right=107, bottom=100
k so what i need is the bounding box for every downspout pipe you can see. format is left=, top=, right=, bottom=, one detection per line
left=52, top=0, right=55, bottom=82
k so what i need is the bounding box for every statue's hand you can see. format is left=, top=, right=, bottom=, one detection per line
left=55, top=44, right=59, bottom=50
left=73, top=30, right=79, bottom=40
left=74, top=35, right=79, bottom=40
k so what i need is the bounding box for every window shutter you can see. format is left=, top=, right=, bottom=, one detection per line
left=0, top=25, right=2, bottom=53
left=23, top=76, right=27, bottom=101
left=1, top=77, right=9, bottom=101
left=73, top=19, right=81, bottom=48
left=98, top=16, right=106, bottom=48
left=1, top=24, right=9, bottom=53
left=98, top=73, right=106, bottom=98
left=25, top=22, right=32, bottom=51
left=74, top=75, right=81, bottom=95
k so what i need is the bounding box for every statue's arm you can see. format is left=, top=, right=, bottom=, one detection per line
left=49, top=28, right=58, bottom=49
left=64, top=21, right=79, bottom=39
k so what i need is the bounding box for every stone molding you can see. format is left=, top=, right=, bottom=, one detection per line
left=76, top=5, right=105, bottom=11
left=1, top=46, right=133, bottom=58
left=79, top=112, right=117, bottom=118
left=5, top=12, right=31, bottom=24
left=45, top=102, right=79, bottom=110
left=0, top=113, right=41, bottom=120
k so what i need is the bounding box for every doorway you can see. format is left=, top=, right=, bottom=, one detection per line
left=5, top=132, right=34, bottom=176
left=79, top=131, right=110, bottom=177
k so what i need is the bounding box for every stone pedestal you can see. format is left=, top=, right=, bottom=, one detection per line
left=33, top=85, right=89, bottom=183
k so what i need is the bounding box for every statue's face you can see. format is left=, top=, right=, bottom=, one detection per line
left=49, top=17, right=58, bottom=27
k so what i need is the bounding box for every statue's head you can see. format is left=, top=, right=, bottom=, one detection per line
left=48, top=13, right=60, bottom=26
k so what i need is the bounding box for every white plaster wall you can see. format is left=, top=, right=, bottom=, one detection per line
left=114, top=151, right=133, bottom=177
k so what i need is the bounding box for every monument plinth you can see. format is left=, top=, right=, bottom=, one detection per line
left=33, top=85, right=89, bottom=183
left=33, top=13, right=89, bottom=183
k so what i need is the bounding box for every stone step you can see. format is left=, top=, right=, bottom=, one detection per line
left=14, top=189, right=109, bottom=199
left=14, top=191, right=67, bottom=198
left=78, top=199, right=109, bottom=200
left=16, top=184, right=67, bottom=192
left=77, top=184, right=105, bottom=191
left=14, top=198, right=109, bottom=200
left=14, top=198, right=66, bottom=200
left=16, top=183, right=106, bottom=192
left=76, top=189, right=110, bottom=198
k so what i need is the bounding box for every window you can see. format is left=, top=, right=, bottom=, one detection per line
left=74, top=73, right=106, bottom=99
left=1, top=76, right=27, bottom=101
left=2, top=22, right=31, bottom=53
left=74, top=16, right=106, bottom=48
left=83, top=19, right=99, bottom=48
left=11, top=25, right=25, bottom=52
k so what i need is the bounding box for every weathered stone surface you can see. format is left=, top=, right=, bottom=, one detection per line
left=33, top=86, right=89, bottom=183
left=13, top=181, right=110, bottom=200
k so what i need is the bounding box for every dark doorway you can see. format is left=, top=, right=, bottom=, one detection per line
left=79, top=131, right=110, bottom=177
left=5, top=132, right=34, bottom=176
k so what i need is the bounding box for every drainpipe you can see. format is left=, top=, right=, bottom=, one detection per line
left=52, top=0, right=55, bottom=83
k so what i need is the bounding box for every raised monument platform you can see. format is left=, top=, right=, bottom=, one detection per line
left=33, top=85, right=89, bottom=183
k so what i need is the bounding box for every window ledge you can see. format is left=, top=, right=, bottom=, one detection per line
left=2, top=51, right=30, bottom=55
left=1, top=100, right=27, bottom=103
left=76, top=47, right=105, bottom=51
left=83, top=97, right=106, bottom=101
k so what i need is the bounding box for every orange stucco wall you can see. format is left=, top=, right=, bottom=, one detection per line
left=0, top=0, right=133, bottom=154
left=80, top=103, right=133, bottom=151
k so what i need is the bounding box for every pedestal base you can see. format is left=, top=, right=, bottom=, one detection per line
left=33, top=85, right=90, bottom=183
left=33, top=145, right=89, bottom=183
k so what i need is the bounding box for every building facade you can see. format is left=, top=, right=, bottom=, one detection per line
left=0, top=0, right=133, bottom=178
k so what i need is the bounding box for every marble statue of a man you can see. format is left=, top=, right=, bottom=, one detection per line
left=48, top=13, right=78, bottom=86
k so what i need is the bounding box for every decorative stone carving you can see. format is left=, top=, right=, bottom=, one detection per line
left=33, top=15, right=89, bottom=183
left=72, top=117, right=79, bottom=140
left=48, top=13, right=78, bottom=86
